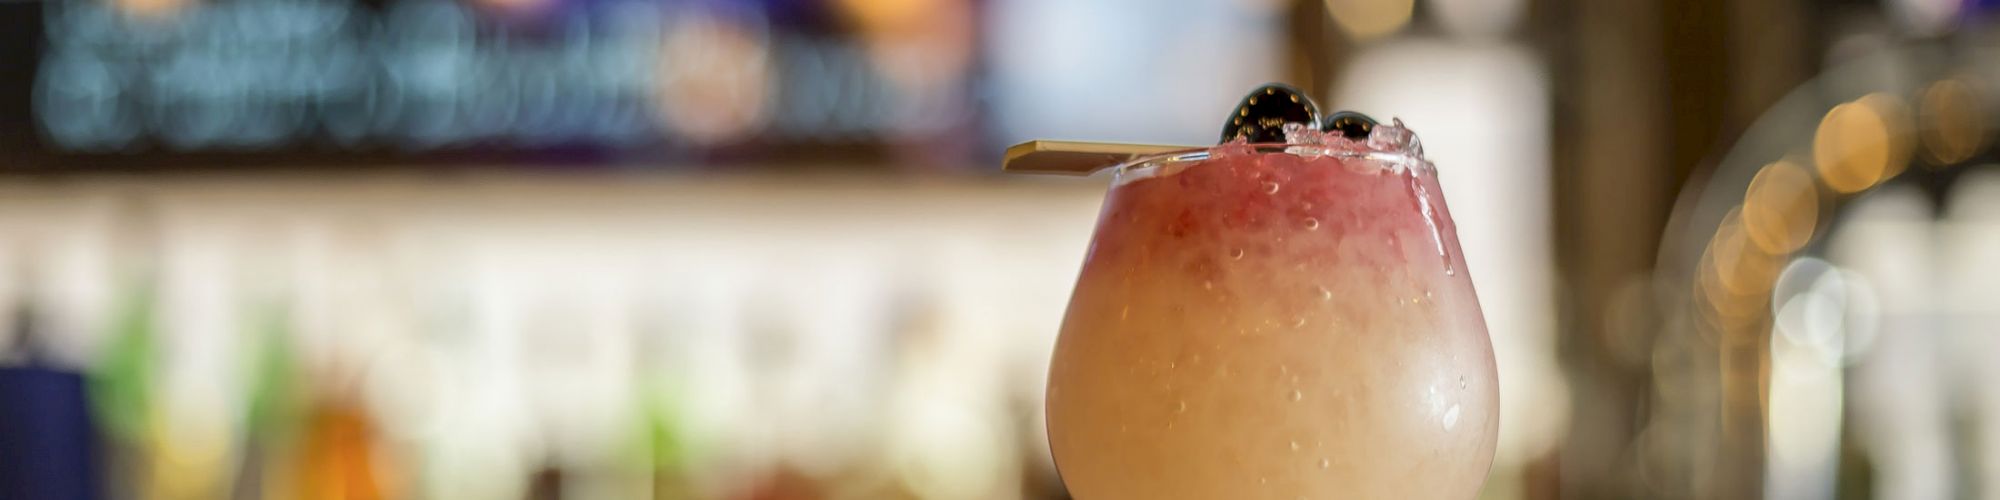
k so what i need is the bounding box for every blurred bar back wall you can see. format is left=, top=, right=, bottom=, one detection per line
left=4, top=0, right=1998, bottom=499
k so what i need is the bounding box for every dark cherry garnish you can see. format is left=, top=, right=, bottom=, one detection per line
left=1220, top=84, right=1322, bottom=144
left=1323, top=111, right=1378, bottom=140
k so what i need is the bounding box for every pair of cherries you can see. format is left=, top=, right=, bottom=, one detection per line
left=1219, top=83, right=1376, bottom=144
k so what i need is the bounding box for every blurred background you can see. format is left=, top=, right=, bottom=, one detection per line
left=0, top=0, right=1991, bottom=498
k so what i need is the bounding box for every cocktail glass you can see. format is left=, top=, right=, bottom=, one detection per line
left=1040, top=122, right=1498, bottom=499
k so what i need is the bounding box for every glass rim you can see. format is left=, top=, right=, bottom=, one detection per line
left=1108, top=142, right=1430, bottom=175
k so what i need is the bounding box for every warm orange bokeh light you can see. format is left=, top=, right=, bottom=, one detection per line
left=1919, top=77, right=1988, bottom=166
left=1813, top=94, right=1913, bottom=194
left=1742, top=159, right=1821, bottom=255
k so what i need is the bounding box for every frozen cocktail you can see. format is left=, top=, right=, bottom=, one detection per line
left=1024, top=85, right=1498, bottom=499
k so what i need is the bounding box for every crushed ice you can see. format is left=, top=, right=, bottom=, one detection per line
left=1279, top=118, right=1429, bottom=173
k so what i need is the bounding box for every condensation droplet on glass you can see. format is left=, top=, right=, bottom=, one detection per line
left=1289, top=389, right=1302, bottom=402
left=1443, top=404, right=1462, bottom=430
left=1303, top=218, right=1320, bottom=230
left=1203, top=280, right=1214, bottom=291
left=1279, top=364, right=1289, bottom=375
left=1317, top=286, right=1332, bottom=301
left=1166, top=361, right=1177, bottom=370
left=1289, top=440, right=1300, bottom=452
left=1263, top=181, right=1281, bottom=194
left=1425, top=290, right=1434, bottom=299
left=1459, top=375, right=1467, bottom=389
left=1292, top=317, right=1307, bottom=328
left=1176, top=400, right=1187, bottom=413
left=1229, top=248, right=1245, bottom=260
left=1259, top=477, right=1268, bottom=485
left=1318, top=458, right=1331, bottom=469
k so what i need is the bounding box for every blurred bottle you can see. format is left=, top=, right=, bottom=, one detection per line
left=230, top=305, right=302, bottom=500
left=88, top=284, right=159, bottom=500
left=880, top=293, right=1016, bottom=500
left=525, top=459, right=566, bottom=500
left=730, top=465, right=827, bottom=500
left=633, top=374, right=696, bottom=499
left=0, top=300, right=103, bottom=500
left=292, top=378, right=394, bottom=500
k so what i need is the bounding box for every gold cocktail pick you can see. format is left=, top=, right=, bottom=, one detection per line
left=1000, top=140, right=1194, bottom=175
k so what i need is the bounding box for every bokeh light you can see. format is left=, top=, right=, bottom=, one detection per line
left=1765, top=259, right=1848, bottom=500
left=1885, top=0, right=1961, bottom=35
left=1700, top=208, right=1781, bottom=322
left=652, top=11, right=774, bottom=146
left=1325, top=0, right=1414, bottom=41
left=1742, top=159, right=1822, bottom=255
left=1813, top=102, right=1885, bottom=194
left=113, top=0, right=192, bottom=19
left=1813, top=94, right=1914, bottom=194
left=1428, top=0, right=1527, bottom=39
left=1919, top=76, right=1988, bottom=166
left=1861, top=93, right=1918, bottom=181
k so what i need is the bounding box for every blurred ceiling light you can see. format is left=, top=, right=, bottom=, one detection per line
left=1428, top=0, right=1525, bottom=39
left=1771, top=257, right=1880, bottom=367
left=841, top=0, right=975, bottom=136
left=1742, top=159, right=1821, bottom=255
left=469, top=0, right=556, bottom=17
left=840, top=0, right=933, bottom=33
left=1326, top=0, right=1414, bottom=41
left=114, top=0, right=192, bottom=19
left=1771, top=258, right=1851, bottom=367
left=1885, top=0, right=1960, bottom=36
left=1765, top=257, right=1846, bottom=500
left=1813, top=94, right=1911, bottom=194
left=652, top=12, right=774, bottom=146
left=1825, top=185, right=1935, bottom=319
left=1919, top=77, right=1988, bottom=166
